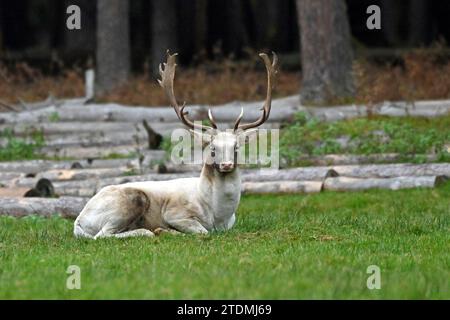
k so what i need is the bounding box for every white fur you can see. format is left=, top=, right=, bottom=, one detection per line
left=74, top=131, right=243, bottom=238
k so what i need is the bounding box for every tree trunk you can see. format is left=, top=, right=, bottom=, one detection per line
left=296, top=0, right=354, bottom=105
left=408, top=0, right=430, bottom=46
left=381, top=0, right=402, bottom=46
left=150, top=0, right=177, bottom=76
left=96, top=0, right=130, bottom=96
left=225, top=0, right=249, bottom=55
left=63, top=0, right=96, bottom=55
left=193, top=0, right=208, bottom=55
left=0, top=2, right=3, bottom=54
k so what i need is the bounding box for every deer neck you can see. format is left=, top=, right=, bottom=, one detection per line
left=198, top=163, right=241, bottom=228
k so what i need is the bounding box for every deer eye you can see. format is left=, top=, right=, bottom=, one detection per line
left=210, top=147, right=215, bottom=157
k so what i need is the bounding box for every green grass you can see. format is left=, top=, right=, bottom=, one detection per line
left=280, top=113, right=450, bottom=166
left=0, top=128, right=45, bottom=161
left=0, top=183, right=449, bottom=299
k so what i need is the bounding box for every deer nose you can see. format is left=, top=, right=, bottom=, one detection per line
left=219, top=161, right=234, bottom=171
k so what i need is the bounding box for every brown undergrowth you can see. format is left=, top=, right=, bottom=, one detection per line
left=1, top=47, right=450, bottom=108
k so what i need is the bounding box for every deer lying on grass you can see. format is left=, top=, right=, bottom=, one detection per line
left=74, top=52, right=278, bottom=239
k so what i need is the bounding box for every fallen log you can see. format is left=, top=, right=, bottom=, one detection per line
left=242, top=181, right=322, bottom=194
left=33, top=167, right=135, bottom=181
left=0, top=196, right=87, bottom=218
left=297, top=153, right=438, bottom=166
left=0, top=95, right=299, bottom=124
left=323, top=175, right=447, bottom=191
left=241, top=167, right=338, bottom=181
left=0, top=121, right=280, bottom=139
left=0, top=172, right=23, bottom=183
left=10, top=167, right=337, bottom=193
left=0, top=187, right=32, bottom=197
left=332, top=163, right=450, bottom=178
left=36, top=145, right=166, bottom=160
left=300, top=100, right=450, bottom=121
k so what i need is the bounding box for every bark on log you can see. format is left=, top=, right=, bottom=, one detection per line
left=242, top=181, right=322, bottom=194
left=2, top=97, right=450, bottom=127
left=323, top=176, right=447, bottom=192
left=0, top=158, right=201, bottom=176
left=241, top=167, right=338, bottom=181
left=0, top=121, right=280, bottom=138
left=0, top=172, right=22, bottom=183
left=0, top=158, right=138, bottom=174
left=0, top=95, right=299, bottom=124
left=298, top=153, right=437, bottom=166
left=36, top=146, right=166, bottom=160
left=9, top=168, right=335, bottom=197
left=0, top=197, right=87, bottom=218
left=33, top=167, right=134, bottom=181
left=332, top=163, right=450, bottom=179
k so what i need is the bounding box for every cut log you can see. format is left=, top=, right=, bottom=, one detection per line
left=0, top=197, right=87, bottom=218
left=0, top=121, right=280, bottom=138
left=242, top=167, right=338, bottom=181
left=10, top=168, right=336, bottom=197
left=0, top=187, right=32, bottom=197
left=300, top=100, right=450, bottom=121
left=36, top=146, right=166, bottom=160
left=323, top=175, right=447, bottom=191
left=297, top=153, right=437, bottom=166
left=0, top=172, right=23, bottom=183
left=242, top=181, right=322, bottom=194
left=2, top=96, right=450, bottom=127
left=33, top=167, right=134, bottom=181
left=332, top=163, right=450, bottom=178
left=0, top=95, right=299, bottom=124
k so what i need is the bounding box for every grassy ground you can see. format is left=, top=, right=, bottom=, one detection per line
left=0, top=183, right=449, bottom=299
left=280, top=114, right=450, bottom=166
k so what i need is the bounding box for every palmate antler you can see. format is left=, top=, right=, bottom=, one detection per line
left=158, top=51, right=277, bottom=132
left=158, top=51, right=217, bottom=131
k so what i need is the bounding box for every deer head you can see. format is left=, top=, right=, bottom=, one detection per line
left=158, top=51, right=278, bottom=173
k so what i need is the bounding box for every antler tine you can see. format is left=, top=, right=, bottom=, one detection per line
left=158, top=51, right=214, bottom=131
left=235, top=52, right=278, bottom=131
left=208, top=109, right=218, bottom=129
left=233, top=107, right=244, bottom=131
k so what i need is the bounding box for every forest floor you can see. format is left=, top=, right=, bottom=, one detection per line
left=1, top=48, right=450, bottom=107
left=0, top=184, right=449, bottom=299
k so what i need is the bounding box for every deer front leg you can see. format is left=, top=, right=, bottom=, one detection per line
left=94, top=227, right=155, bottom=239
left=165, top=217, right=209, bottom=234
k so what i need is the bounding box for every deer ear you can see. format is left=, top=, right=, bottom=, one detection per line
left=238, top=129, right=258, bottom=145
left=189, top=129, right=212, bottom=147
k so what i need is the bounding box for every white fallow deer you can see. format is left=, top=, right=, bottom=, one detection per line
left=73, top=52, right=278, bottom=239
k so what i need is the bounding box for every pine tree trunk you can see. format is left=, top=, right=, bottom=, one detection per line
left=380, top=0, right=402, bottom=45
left=296, top=0, right=354, bottom=105
left=0, top=2, right=3, bottom=54
left=225, top=0, right=249, bottom=54
left=408, top=0, right=430, bottom=46
left=63, top=0, right=96, bottom=54
left=96, top=0, right=130, bottom=96
left=150, top=0, right=177, bottom=76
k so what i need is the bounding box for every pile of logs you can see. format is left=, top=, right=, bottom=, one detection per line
left=1, top=94, right=450, bottom=218
left=0, top=161, right=448, bottom=218
left=1, top=95, right=450, bottom=159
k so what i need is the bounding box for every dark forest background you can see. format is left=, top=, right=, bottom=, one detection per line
left=2, top=0, right=450, bottom=106
left=1, top=0, right=450, bottom=68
